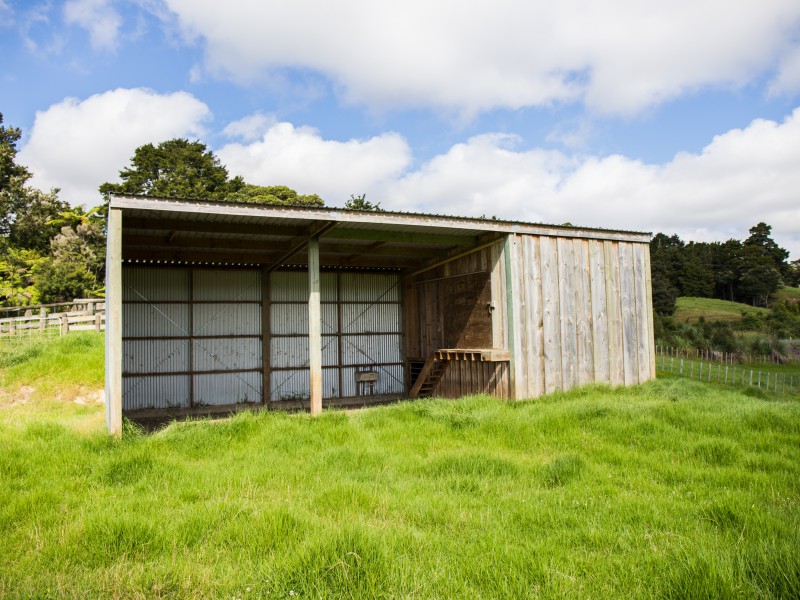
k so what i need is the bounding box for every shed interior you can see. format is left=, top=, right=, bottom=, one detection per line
left=113, top=196, right=514, bottom=420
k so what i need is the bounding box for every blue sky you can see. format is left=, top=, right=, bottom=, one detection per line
left=2, top=0, right=800, bottom=257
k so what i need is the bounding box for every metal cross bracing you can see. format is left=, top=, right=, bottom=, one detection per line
left=269, top=272, right=404, bottom=402
left=121, top=268, right=262, bottom=410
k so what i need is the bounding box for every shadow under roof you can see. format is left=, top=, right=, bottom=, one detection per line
left=111, top=194, right=651, bottom=272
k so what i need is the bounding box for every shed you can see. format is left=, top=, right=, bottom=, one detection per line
left=104, top=195, right=655, bottom=434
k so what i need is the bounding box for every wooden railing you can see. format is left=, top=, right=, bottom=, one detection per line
left=0, top=299, right=105, bottom=338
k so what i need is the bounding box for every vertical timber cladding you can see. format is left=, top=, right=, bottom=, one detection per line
left=408, top=242, right=510, bottom=398
left=269, top=271, right=404, bottom=403
left=121, top=267, right=262, bottom=411
left=509, top=234, right=655, bottom=399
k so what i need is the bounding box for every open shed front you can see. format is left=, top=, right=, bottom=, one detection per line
left=105, top=195, right=655, bottom=434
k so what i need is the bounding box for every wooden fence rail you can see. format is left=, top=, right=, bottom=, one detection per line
left=656, top=347, right=799, bottom=399
left=0, top=299, right=105, bottom=339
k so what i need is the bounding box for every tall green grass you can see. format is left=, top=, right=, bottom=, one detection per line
left=0, top=332, right=104, bottom=389
left=1, top=378, right=799, bottom=598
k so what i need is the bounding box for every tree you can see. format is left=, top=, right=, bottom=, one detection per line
left=743, top=222, right=790, bottom=278
left=224, top=184, right=324, bottom=207
left=0, top=113, right=30, bottom=194
left=344, top=193, right=384, bottom=211
left=32, top=224, right=105, bottom=303
left=738, top=245, right=782, bottom=307
left=99, top=139, right=244, bottom=201
left=6, top=188, right=69, bottom=253
left=100, top=139, right=325, bottom=208
left=677, top=242, right=714, bottom=298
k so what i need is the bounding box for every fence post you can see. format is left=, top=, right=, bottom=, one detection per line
left=680, top=359, right=684, bottom=375
left=39, top=307, right=46, bottom=330
left=60, top=314, right=68, bottom=336
left=95, top=313, right=102, bottom=333
left=749, top=370, right=753, bottom=386
left=725, top=365, right=728, bottom=384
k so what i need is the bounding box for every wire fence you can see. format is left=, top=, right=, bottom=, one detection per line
left=657, top=347, right=799, bottom=399
left=656, top=345, right=795, bottom=366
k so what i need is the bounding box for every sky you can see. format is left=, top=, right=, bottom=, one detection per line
left=2, top=1, right=800, bottom=258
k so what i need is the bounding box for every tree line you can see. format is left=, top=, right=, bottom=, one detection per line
left=650, top=224, right=799, bottom=315
left=1, top=113, right=383, bottom=307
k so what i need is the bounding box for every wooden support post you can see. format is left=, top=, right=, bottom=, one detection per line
left=504, top=235, right=519, bottom=400
left=105, top=207, right=123, bottom=436
left=39, top=307, right=46, bottom=331
left=60, top=315, right=68, bottom=336
left=261, top=268, right=271, bottom=406
left=308, top=236, right=322, bottom=416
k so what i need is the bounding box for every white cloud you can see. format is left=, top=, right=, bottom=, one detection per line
left=64, top=0, right=121, bottom=51
left=372, top=110, right=800, bottom=258
left=154, top=0, right=800, bottom=115
left=221, top=113, right=276, bottom=143
left=19, top=88, right=211, bottom=206
left=217, top=121, right=411, bottom=204
left=769, top=44, right=800, bottom=97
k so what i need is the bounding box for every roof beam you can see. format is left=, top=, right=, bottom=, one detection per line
left=123, top=217, right=306, bottom=238
left=122, top=234, right=442, bottom=259
left=325, top=228, right=477, bottom=247
left=405, top=235, right=506, bottom=278
left=264, top=221, right=338, bottom=273
left=122, top=248, right=422, bottom=269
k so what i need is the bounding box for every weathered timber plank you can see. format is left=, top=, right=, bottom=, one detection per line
left=604, top=241, right=624, bottom=385
left=618, top=242, right=638, bottom=386
left=558, top=238, right=578, bottom=391
left=574, top=239, right=594, bottom=386
left=490, top=240, right=508, bottom=350
left=540, top=237, right=562, bottom=393
left=522, top=235, right=545, bottom=398
left=588, top=240, right=610, bottom=383
left=643, top=244, right=657, bottom=379
left=633, top=243, right=651, bottom=384
left=505, top=235, right=524, bottom=400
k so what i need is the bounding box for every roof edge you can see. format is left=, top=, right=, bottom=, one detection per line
left=109, top=194, right=652, bottom=243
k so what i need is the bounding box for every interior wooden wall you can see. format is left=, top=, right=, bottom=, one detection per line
left=404, top=242, right=510, bottom=398
left=506, top=234, right=655, bottom=400
left=404, top=244, right=504, bottom=359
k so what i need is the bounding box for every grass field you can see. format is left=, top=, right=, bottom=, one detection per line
left=673, top=297, right=770, bottom=324
left=1, top=335, right=800, bottom=598
left=774, top=286, right=800, bottom=305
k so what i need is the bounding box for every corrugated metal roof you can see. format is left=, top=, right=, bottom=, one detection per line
left=111, top=194, right=651, bottom=239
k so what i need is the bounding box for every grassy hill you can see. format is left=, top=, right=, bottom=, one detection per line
left=1, top=334, right=799, bottom=598
left=672, top=297, right=770, bottom=324
left=774, top=286, right=800, bottom=305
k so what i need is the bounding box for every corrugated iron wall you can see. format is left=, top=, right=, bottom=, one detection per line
left=122, top=267, right=262, bottom=411
left=268, top=272, right=404, bottom=402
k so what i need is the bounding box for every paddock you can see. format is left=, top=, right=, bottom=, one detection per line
left=105, top=195, right=655, bottom=434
